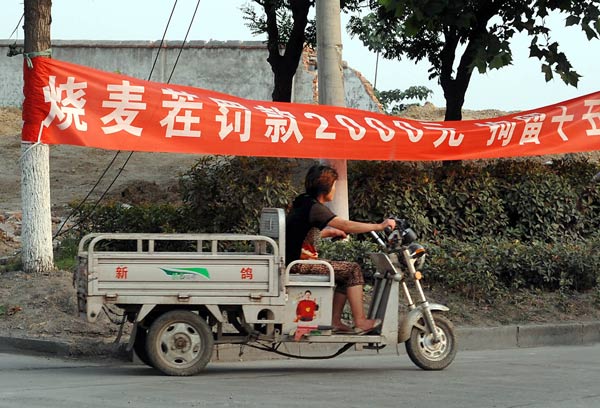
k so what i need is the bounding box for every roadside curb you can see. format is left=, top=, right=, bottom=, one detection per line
left=457, top=321, right=600, bottom=351
left=1, top=321, right=599, bottom=363
left=0, top=336, right=71, bottom=356
left=0, top=335, right=129, bottom=361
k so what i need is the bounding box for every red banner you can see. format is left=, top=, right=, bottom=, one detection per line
left=22, top=57, right=600, bottom=161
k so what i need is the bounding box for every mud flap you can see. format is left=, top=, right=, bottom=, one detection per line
left=397, top=303, right=449, bottom=343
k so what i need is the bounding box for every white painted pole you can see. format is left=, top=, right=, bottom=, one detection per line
left=22, top=0, right=54, bottom=274
left=316, top=0, right=349, bottom=219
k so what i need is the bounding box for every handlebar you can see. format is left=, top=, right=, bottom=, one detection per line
left=370, top=218, right=418, bottom=250
left=370, top=231, right=387, bottom=249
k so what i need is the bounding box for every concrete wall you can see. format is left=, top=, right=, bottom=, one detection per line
left=0, top=40, right=380, bottom=111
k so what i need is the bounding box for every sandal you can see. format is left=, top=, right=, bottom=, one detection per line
left=353, top=318, right=382, bottom=335
left=333, top=323, right=354, bottom=334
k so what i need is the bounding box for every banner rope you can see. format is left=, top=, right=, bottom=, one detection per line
left=23, top=48, right=52, bottom=68
left=19, top=121, right=45, bottom=162
left=5, top=13, right=24, bottom=58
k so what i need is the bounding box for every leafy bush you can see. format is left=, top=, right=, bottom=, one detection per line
left=312, top=235, right=600, bottom=302
left=424, top=238, right=505, bottom=301
left=69, top=156, right=303, bottom=237
left=72, top=202, right=187, bottom=234
left=349, top=156, right=600, bottom=243
left=499, top=173, right=581, bottom=241
left=433, top=165, right=509, bottom=240
left=180, top=156, right=300, bottom=233
left=578, top=184, right=600, bottom=235
left=425, top=236, right=600, bottom=295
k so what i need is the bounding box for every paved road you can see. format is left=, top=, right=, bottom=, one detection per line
left=1, top=344, right=599, bottom=408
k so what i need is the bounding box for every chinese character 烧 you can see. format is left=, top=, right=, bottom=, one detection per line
left=42, top=76, right=88, bottom=131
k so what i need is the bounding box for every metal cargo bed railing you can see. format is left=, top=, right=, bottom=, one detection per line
left=78, top=233, right=280, bottom=259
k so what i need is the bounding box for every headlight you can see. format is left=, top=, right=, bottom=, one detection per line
left=408, top=243, right=426, bottom=270
left=401, top=228, right=417, bottom=244
left=387, top=228, right=418, bottom=249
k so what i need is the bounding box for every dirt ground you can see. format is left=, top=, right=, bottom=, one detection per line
left=1, top=105, right=599, bottom=356
left=0, top=107, right=200, bottom=352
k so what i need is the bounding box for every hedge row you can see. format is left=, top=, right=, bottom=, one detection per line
left=348, top=157, right=600, bottom=243
left=69, top=156, right=600, bottom=296
left=424, top=236, right=600, bottom=297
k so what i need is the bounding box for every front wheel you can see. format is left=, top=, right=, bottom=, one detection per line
left=146, top=310, right=214, bottom=376
left=405, top=313, right=457, bottom=370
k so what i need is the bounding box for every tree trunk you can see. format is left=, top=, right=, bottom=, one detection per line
left=444, top=91, right=464, bottom=121
left=271, top=64, right=297, bottom=102
left=441, top=83, right=467, bottom=166
left=21, top=0, right=54, bottom=274
left=440, top=29, right=476, bottom=165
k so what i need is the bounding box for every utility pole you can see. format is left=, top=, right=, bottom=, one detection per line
left=21, top=0, right=54, bottom=273
left=315, top=0, right=348, bottom=219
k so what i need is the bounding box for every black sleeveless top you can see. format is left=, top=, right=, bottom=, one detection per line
left=285, top=193, right=336, bottom=265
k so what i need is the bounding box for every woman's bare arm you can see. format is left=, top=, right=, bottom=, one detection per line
left=327, top=217, right=395, bottom=234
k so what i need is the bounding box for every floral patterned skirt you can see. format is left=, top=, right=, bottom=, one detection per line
left=289, top=260, right=364, bottom=293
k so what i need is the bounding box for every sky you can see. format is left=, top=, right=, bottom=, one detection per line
left=2, top=0, right=599, bottom=111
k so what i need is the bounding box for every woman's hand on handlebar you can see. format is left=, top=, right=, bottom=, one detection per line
left=380, top=218, right=396, bottom=233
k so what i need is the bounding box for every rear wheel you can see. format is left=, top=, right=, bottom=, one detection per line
left=133, top=327, right=153, bottom=367
left=405, top=313, right=457, bottom=370
left=146, top=310, right=214, bottom=376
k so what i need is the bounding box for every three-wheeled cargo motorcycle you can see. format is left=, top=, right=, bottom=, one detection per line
left=75, top=208, right=457, bottom=375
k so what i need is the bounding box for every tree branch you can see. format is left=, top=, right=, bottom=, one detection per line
left=263, top=0, right=282, bottom=68
left=439, top=27, right=459, bottom=90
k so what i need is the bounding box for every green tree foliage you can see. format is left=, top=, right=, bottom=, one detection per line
left=243, top=0, right=434, bottom=111
left=348, top=0, right=600, bottom=120
left=375, top=85, right=433, bottom=115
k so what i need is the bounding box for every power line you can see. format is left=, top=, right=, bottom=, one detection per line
left=52, top=151, right=121, bottom=238
left=54, top=0, right=186, bottom=238
left=168, top=0, right=201, bottom=83
left=55, top=0, right=203, bottom=238
left=8, top=13, right=24, bottom=40
left=90, top=0, right=203, bottom=220
left=150, top=0, right=180, bottom=82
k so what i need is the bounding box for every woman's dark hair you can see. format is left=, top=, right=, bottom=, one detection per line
left=305, top=165, right=338, bottom=198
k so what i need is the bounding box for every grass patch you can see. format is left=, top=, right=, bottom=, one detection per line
left=54, top=237, right=79, bottom=271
